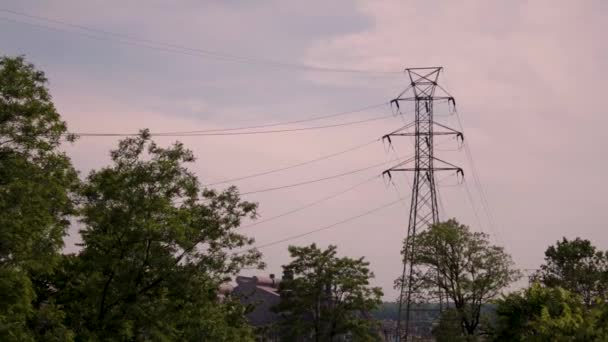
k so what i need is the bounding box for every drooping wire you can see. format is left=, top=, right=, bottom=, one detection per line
left=384, top=136, right=414, bottom=203
left=436, top=186, right=447, bottom=221
left=242, top=175, right=381, bottom=229
left=70, top=113, right=394, bottom=137
left=237, top=197, right=404, bottom=252
left=452, top=108, right=505, bottom=245
left=453, top=110, right=503, bottom=240
left=436, top=172, right=462, bottom=187
left=462, top=141, right=505, bottom=244
left=240, top=157, right=409, bottom=196
left=462, top=178, right=486, bottom=235
left=162, top=103, right=392, bottom=134
left=439, top=68, right=506, bottom=245
left=0, top=9, right=402, bottom=75
left=205, top=138, right=380, bottom=186
left=388, top=176, right=411, bottom=213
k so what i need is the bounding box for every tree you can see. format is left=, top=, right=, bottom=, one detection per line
left=407, top=219, right=519, bottom=336
left=0, top=56, right=78, bottom=341
left=537, top=237, right=608, bottom=307
left=491, top=283, right=608, bottom=341
left=432, top=309, right=467, bottom=342
left=40, top=132, right=262, bottom=340
left=275, top=244, right=383, bottom=341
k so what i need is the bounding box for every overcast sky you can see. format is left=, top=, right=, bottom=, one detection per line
left=2, top=0, right=607, bottom=299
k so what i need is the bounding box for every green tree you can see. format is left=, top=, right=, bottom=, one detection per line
left=406, top=219, right=519, bottom=336
left=0, top=56, right=78, bottom=341
left=275, top=244, right=383, bottom=342
left=41, top=132, right=262, bottom=340
left=491, top=283, right=608, bottom=341
left=537, top=237, right=608, bottom=307
left=432, top=309, right=467, bottom=342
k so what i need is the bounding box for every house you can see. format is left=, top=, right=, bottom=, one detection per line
left=231, top=274, right=282, bottom=340
left=227, top=274, right=386, bottom=341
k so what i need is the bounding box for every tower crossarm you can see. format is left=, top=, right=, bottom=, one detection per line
left=387, top=167, right=462, bottom=172
left=382, top=156, right=464, bottom=176
left=393, top=96, right=454, bottom=102
left=382, top=121, right=463, bottom=145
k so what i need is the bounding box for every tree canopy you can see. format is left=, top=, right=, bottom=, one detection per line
left=0, top=55, right=264, bottom=341
left=0, top=56, right=78, bottom=341
left=43, top=132, right=263, bottom=340
left=275, top=244, right=383, bottom=341
left=536, top=237, right=608, bottom=307
left=406, top=219, right=519, bottom=336
left=490, top=238, right=608, bottom=341
left=491, top=283, right=608, bottom=341
left=0, top=55, right=78, bottom=273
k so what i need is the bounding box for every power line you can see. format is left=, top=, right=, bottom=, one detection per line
left=161, top=103, right=391, bottom=134
left=462, top=142, right=505, bottom=244
left=239, top=197, right=403, bottom=252
left=388, top=178, right=411, bottom=211
left=0, top=9, right=401, bottom=75
left=197, top=103, right=444, bottom=189
left=240, top=157, right=411, bottom=196
left=242, top=175, right=380, bottom=229
left=437, top=187, right=447, bottom=221
left=205, top=138, right=380, bottom=186
left=70, top=113, right=394, bottom=137
left=439, top=68, right=505, bottom=244
left=462, top=178, right=485, bottom=234
left=452, top=109, right=505, bottom=245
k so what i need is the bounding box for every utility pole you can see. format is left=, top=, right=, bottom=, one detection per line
left=382, top=67, right=463, bottom=341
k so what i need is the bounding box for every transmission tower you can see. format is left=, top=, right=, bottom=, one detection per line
left=382, top=67, right=463, bottom=341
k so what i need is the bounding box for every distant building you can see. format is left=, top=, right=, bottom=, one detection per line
left=231, top=274, right=281, bottom=340
left=226, top=274, right=389, bottom=341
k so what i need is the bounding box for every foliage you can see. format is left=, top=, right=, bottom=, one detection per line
left=371, top=302, right=401, bottom=320
left=536, top=237, right=608, bottom=307
left=0, top=55, right=263, bottom=340
left=0, top=56, right=78, bottom=341
left=491, top=238, right=608, bottom=341
left=0, top=268, right=35, bottom=341
left=491, top=283, right=608, bottom=341
left=432, top=309, right=468, bottom=342
left=405, top=219, right=520, bottom=336
left=0, top=55, right=78, bottom=270
left=35, top=132, right=262, bottom=340
left=275, top=244, right=383, bottom=341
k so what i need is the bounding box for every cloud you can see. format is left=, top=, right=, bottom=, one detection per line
left=3, top=0, right=608, bottom=298
left=303, top=0, right=608, bottom=279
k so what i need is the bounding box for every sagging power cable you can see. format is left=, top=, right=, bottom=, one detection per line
left=0, top=9, right=402, bottom=75
left=237, top=197, right=404, bottom=252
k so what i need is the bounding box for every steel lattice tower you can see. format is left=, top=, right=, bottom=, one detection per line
left=382, top=67, right=463, bottom=341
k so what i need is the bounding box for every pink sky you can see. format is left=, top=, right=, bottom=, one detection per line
left=2, top=0, right=607, bottom=298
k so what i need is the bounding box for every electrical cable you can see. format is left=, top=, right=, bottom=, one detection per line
left=438, top=68, right=506, bottom=245
left=0, top=9, right=402, bottom=75
left=238, top=197, right=404, bottom=252
left=160, top=103, right=391, bottom=134
left=453, top=109, right=505, bottom=245
left=70, top=113, right=394, bottom=137
left=241, top=174, right=380, bottom=229
left=462, top=141, right=505, bottom=244
left=205, top=138, right=380, bottom=186
left=389, top=178, right=411, bottom=211
left=436, top=186, right=447, bottom=221
left=462, top=178, right=485, bottom=234
left=240, top=157, right=408, bottom=196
